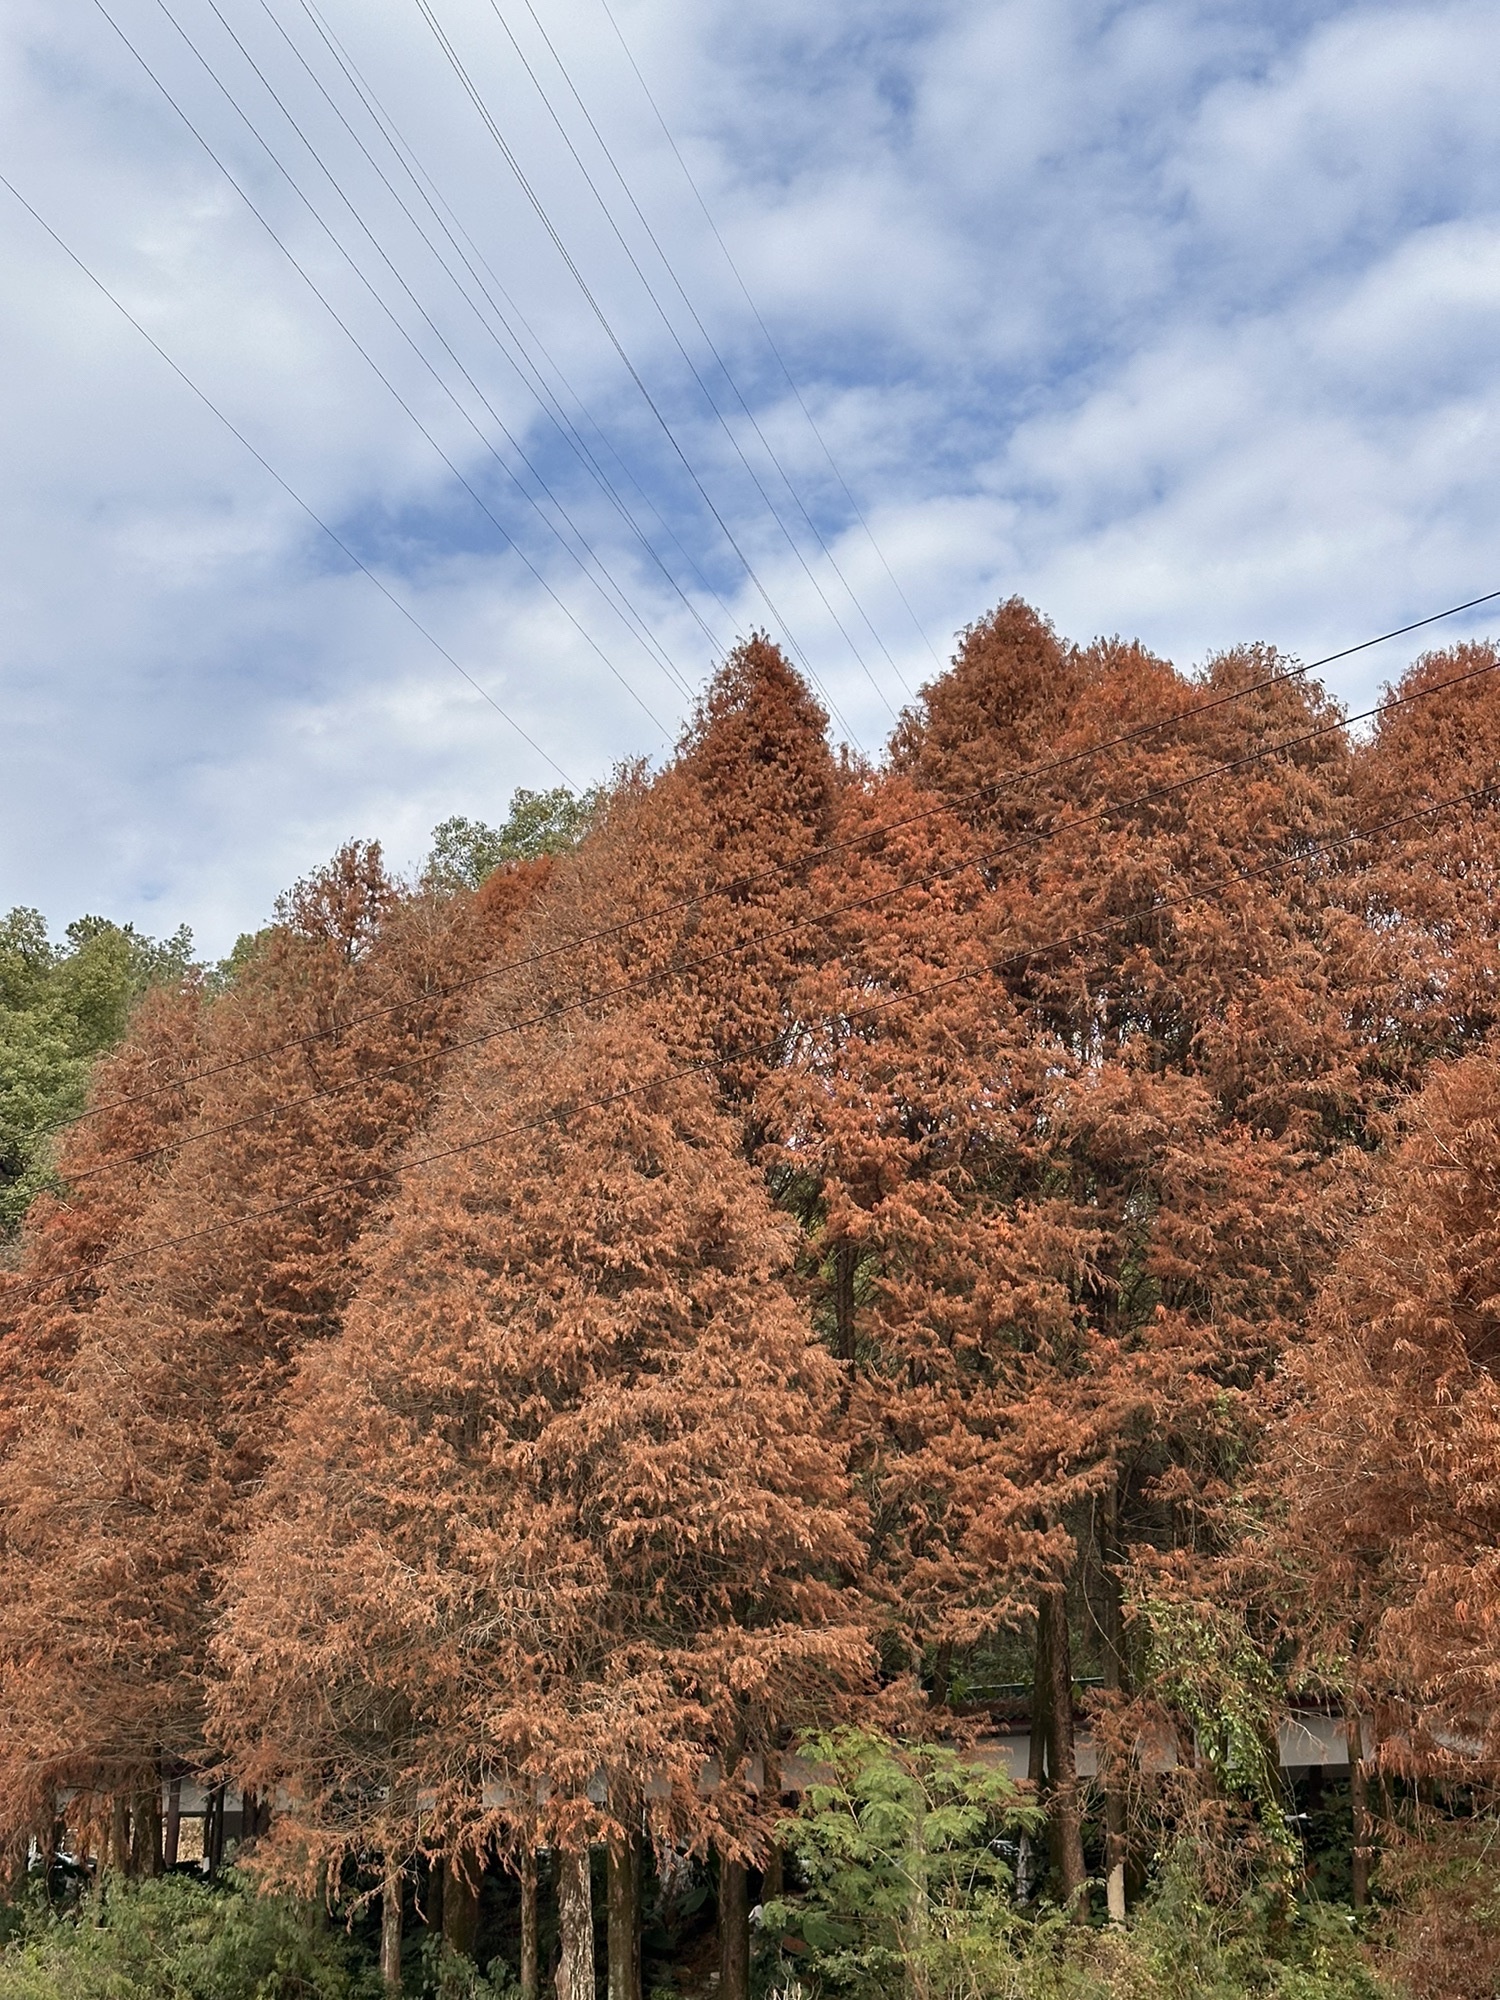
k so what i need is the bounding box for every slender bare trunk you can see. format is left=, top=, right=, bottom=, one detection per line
left=1041, top=1587, right=1086, bottom=1920
left=444, top=1847, right=483, bottom=1958
left=163, top=1778, right=181, bottom=1871
left=1347, top=1708, right=1371, bottom=1908
left=1101, top=1489, right=1128, bottom=1925
left=1029, top=1610, right=1052, bottom=1790
left=555, top=1848, right=595, bottom=2000
left=904, top=1783, right=931, bottom=2000
left=719, top=1854, right=750, bottom=2000
left=108, top=1796, right=130, bottom=1876
left=380, top=1869, right=403, bottom=1994
left=832, top=1240, right=859, bottom=1362
left=762, top=1751, right=785, bottom=1904
left=204, top=1785, right=225, bottom=1878
left=520, top=1850, right=539, bottom=2000
left=608, top=1830, right=641, bottom=2000
left=131, top=1783, right=162, bottom=1877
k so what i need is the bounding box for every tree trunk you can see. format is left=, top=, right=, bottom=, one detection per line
left=1028, top=1611, right=1052, bottom=1791
left=1041, top=1587, right=1086, bottom=1920
left=718, top=1854, right=750, bottom=2000
left=129, top=1783, right=162, bottom=1877
left=930, top=1640, right=954, bottom=1710
left=762, top=1752, right=785, bottom=1904
left=444, top=1848, right=483, bottom=1959
left=607, top=1831, right=641, bottom=2000
left=108, top=1796, right=130, bottom=1876
left=904, top=1784, right=931, bottom=2000
left=1347, top=1708, right=1371, bottom=1908
left=519, top=1849, right=539, bottom=2000
left=205, top=1784, right=226, bottom=1877
left=831, top=1240, right=859, bottom=1362
left=1100, top=1489, right=1128, bottom=1926
left=555, top=1848, right=595, bottom=2000
left=380, top=1869, right=403, bottom=1995
left=163, top=1777, right=181, bottom=1870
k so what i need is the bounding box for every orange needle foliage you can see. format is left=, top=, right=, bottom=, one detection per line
left=212, top=1008, right=870, bottom=1879
left=0, top=978, right=207, bottom=1461
left=0, top=845, right=550, bottom=1841
left=762, top=603, right=1367, bottom=1683
left=1277, top=1050, right=1500, bottom=1762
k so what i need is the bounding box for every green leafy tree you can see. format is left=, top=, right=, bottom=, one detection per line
left=763, top=1728, right=1038, bottom=2000
left=0, top=909, right=195, bottom=1236
left=422, top=785, right=604, bottom=891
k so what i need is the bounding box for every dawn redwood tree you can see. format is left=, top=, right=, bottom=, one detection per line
left=0, top=845, right=551, bottom=1857
left=1347, top=642, right=1500, bottom=1081
left=768, top=602, right=1369, bottom=1904
left=1276, top=1049, right=1500, bottom=1768
left=0, top=977, right=205, bottom=1462
left=212, top=1007, right=870, bottom=2000
left=501, top=635, right=840, bottom=1122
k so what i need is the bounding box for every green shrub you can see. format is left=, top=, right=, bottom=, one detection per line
left=0, top=1870, right=378, bottom=2000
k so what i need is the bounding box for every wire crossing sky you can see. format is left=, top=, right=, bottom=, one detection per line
left=4, top=0, right=1500, bottom=952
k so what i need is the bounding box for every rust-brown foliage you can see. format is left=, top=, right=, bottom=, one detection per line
left=764, top=607, right=1367, bottom=1683
left=0, top=979, right=206, bottom=1461
left=213, top=1007, right=869, bottom=1877
left=1278, top=1051, right=1500, bottom=1759
left=0, top=844, right=549, bottom=1837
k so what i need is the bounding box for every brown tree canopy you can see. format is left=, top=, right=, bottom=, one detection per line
left=213, top=1007, right=869, bottom=1877
left=0, top=978, right=206, bottom=1461
left=762, top=617, right=1368, bottom=1685
left=1276, top=1049, right=1500, bottom=1767
left=0, top=845, right=550, bottom=1839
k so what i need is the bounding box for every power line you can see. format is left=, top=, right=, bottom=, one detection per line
left=595, top=0, right=937, bottom=680
left=51, top=651, right=1500, bottom=1188
left=15, top=776, right=1497, bottom=1300
left=112, top=0, right=679, bottom=734
left=193, top=0, right=698, bottom=704
left=487, top=0, right=906, bottom=719
left=303, top=0, right=742, bottom=656
left=0, top=167, right=575, bottom=787
left=412, top=0, right=865, bottom=750
left=275, top=0, right=728, bottom=666
left=42, top=584, right=1500, bottom=1138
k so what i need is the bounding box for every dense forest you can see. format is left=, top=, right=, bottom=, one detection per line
left=4, top=603, right=1500, bottom=1999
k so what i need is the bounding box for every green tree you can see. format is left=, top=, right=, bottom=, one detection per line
left=422, top=786, right=604, bottom=891
left=0, top=909, right=195, bottom=1236
left=762, top=1727, right=1037, bottom=2000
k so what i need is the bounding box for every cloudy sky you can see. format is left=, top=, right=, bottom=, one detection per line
left=3, top=0, right=1499, bottom=954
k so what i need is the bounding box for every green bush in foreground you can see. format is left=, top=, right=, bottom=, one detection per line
left=0, top=1871, right=378, bottom=2000
left=758, top=1729, right=1391, bottom=2000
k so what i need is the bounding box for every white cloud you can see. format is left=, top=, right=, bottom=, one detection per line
left=4, top=0, right=1500, bottom=951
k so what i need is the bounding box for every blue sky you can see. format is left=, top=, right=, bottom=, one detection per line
left=4, top=0, right=1500, bottom=954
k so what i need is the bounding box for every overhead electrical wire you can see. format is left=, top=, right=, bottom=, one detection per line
left=50, top=647, right=1500, bottom=1188
left=507, top=0, right=918, bottom=705
left=13, top=774, right=1498, bottom=1301
left=0, top=167, right=576, bottom=788
left=481, top=0, right=904, bottom=721
left=595, top=0, right=937, bottom=678
left=295, top=0, right=743, bottom=661
left=39, top=582, right=1500, bottom=1139
left=104, top=0, right=682, bottom=732
left=411, top=0, right=866, bottom=751
left=267, top=0, right=728, bottom=665
left=188, top=0, right=700, bottom=702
